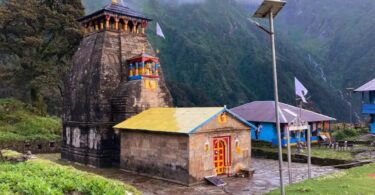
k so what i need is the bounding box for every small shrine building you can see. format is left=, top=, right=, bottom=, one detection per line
left=114, top=107, right=255, bottom=185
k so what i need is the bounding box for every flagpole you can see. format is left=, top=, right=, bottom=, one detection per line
left=295, top=77, right=312, bottom=179
left=286, top=124, right=292, bottom=184
left=298, top=93, right=312, bottom=179
left=301, top=100, right=312, bottom=179
left=307, top=118, right=312, bottom=179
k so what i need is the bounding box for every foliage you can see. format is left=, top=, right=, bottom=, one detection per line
left=0, top=98, right=61, bottom=141
left=268, top=163, right=375, bottom=195
left=0, top=152, right=139, bottom=195
left=333, top=128, right=369, bottom=141
left=0, top=0, right=84, bottom=114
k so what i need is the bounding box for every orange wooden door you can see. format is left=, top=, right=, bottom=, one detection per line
left=214, top=140, right=225, bottom=175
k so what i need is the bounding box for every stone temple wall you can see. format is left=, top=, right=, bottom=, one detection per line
left=120, top=131, right=190, bottom=185
left=188, top=114, right=251, bottom=184
left=62, top=30, right=173, bottom=167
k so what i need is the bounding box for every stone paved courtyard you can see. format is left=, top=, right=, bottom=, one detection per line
left=39, top=154, right=338, bottom=195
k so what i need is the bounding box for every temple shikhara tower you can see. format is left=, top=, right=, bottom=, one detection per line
left=62, top=0, right=173, bottom=167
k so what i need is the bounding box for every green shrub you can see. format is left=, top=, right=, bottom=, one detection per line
left=0, top=157, right=139, bottom=195
left=333, top=128, right=369, bottom=141
left=343, top=129, right=359, bottom=137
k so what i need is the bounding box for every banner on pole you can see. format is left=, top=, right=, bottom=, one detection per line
left=156, top=22, right=166, bottom=39
left=295, top=77, right=308, bottom=103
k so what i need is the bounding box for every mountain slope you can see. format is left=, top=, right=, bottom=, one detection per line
left=279, top=0, right=375, bottom=88
left=277, top=0, right=375, bottom=120
left=81, top=0, right=348, bottom=120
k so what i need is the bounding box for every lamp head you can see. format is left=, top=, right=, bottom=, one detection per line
left=253, top=0, right=286, bottom=18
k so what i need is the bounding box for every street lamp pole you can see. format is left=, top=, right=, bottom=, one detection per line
left=252, top=1, right=287, bottom=194
left=269, top=11, right=286, bottom=195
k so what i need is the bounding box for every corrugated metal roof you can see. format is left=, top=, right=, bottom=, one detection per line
left=114, top=107, right=255, bottom=134
left=355, top=79, right=375, bottom=92
left=230, top=101, right=336, bottom=124
left=78, top=2, right=151, bottom=22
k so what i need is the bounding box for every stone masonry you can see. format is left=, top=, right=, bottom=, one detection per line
left=118, top=112, right=251, bottom=186
left=62, top=30, right=173, bottom=167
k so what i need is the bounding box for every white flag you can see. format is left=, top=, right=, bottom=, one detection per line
left=156, top=22, right=165, bottom=39
left=295, top=77, right=308, bottom=103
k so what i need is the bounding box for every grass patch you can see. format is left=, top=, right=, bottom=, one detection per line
left=0, top=98, right=61, bottom=141
left=1, top=150, right=22, bottom=158
left=0, top=150, right=139, bottom=195
left=268, top=163, right=375, bottom=195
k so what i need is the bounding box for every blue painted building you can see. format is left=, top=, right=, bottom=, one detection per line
left=355, top=79, right=375, bottom=134
left=231, top=101, right=336, bottom=146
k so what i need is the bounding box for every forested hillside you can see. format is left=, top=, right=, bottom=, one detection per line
left=0, top=0, right=84, bottom=114
left=82, top=0, right=348, bottom=120
left=2, top=0, right=365, bottom=121
left=280, top=0, right=375, bottom=89
left=277, top=0, right=375, bottom=120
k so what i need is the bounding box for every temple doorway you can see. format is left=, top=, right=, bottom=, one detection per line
left=213, top=136, right=231, bottom=175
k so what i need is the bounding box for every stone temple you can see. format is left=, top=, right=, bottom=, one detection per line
left=62, top=0, right=173, bottom=167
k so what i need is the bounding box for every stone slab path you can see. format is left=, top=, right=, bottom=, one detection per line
left=38, top=154, right=338, bottom=195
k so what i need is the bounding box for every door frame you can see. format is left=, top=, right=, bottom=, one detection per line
left=213, top=136, right=231, bottom=175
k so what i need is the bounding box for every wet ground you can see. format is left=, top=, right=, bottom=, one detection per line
left=38, top=154, right=338, bottom=195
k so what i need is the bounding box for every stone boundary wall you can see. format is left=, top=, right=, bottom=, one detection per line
left=252, top=149, right=351, bottom=166
left=0, top=140, right=61, bottom=154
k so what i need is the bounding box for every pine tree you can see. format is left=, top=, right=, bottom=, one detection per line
left=0, top=0, right=84, bottom=114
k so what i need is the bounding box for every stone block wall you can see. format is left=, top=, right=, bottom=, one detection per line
left=0, top=140, right=60, bottom=154
left=188, top=113, right=251, bottom=184
left=61, top=124, right=114, bottom=167
left=120, top=131, right=190, bottom=184
left=63, top=30, right=172, bottom=167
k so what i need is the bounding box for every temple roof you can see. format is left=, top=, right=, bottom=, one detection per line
left=78, top=2, right=151, bottom=22
left=355, top=78, right=375, bottom=92
left=114, top=107, right=255, bottom=134
left=231, top=101, right=336, bottom=124
left=127, top=52, right=158, bottom=62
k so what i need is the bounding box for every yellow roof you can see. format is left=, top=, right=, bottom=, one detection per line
left=114, top=107, right=225, bottom=134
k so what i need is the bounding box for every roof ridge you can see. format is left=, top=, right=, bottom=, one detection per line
left=280, top=102, right=336, bottom=120
left=355, top=78, right=375, bottom=92
left=78, top=1, right=151, bottom=22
